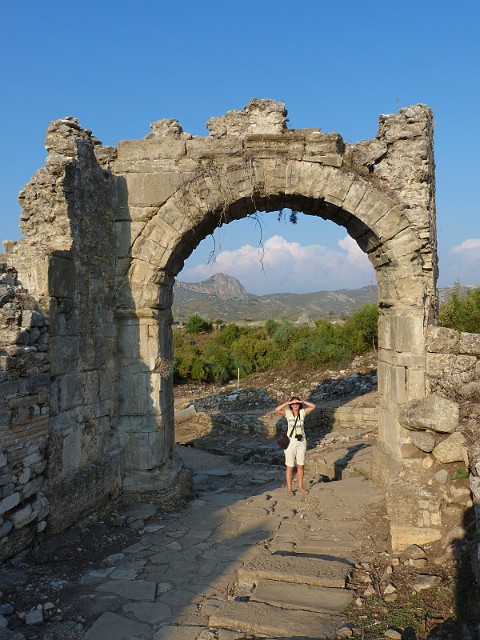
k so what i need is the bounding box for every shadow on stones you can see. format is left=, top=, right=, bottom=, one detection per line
left=427, top=506, right=479, bottom=640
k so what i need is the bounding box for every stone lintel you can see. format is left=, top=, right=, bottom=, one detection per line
left=116, top=138, right=186, bottom=162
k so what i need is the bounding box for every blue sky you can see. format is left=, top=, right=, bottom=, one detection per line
left=1, top=0, right=479, bottom=295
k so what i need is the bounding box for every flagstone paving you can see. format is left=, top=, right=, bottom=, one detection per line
left=74, top=442, right=387, bottom=640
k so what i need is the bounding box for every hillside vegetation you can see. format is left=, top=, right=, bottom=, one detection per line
left=174, top=304, right=378, bottom=384
left=174, top=284, right=480, bottom=385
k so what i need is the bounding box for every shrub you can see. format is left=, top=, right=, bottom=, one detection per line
left=439, top=285, right=480, bottom=333
left=273, top=321, right=299, bottom=347
left=185, top=314, right=213, bottom=334
left=342, top=303, right=379, bottom=351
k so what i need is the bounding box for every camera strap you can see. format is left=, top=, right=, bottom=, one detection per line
left=288, top=415, right=300, bottom=438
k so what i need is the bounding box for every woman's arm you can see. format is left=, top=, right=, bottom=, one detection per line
left=302, top=400, right=316, bottom=415
left=275, top=400, right=291, bottom=415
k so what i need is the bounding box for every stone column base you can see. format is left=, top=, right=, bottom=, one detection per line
left=121, top=453, right=193, bottom=506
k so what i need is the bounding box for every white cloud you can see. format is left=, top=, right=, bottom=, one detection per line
left=181, top=234, right=374, bottom=295
left=449, top=238, right=480, bottom=258
left=441, top=238, right=480, bottom=287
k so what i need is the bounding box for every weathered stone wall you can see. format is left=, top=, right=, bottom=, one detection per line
left=4, top=119, right=123, bottom=538
left=386, top=325, right=479, bottom=574
left=0, top=264, right=50, bottom=560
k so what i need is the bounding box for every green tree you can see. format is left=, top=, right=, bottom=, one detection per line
left=342, top=303, right=379, bottom=351
left=439, top=285, right=480, bottom=333
left=185, top=314, right=213, bottom=334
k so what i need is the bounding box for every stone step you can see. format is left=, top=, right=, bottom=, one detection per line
left=250, top=578, right=353, bottom=613
left=237, top=548, right=352, bottom=588
left=294, top=538, right=362, bottom=558
left=209, top=600, right=347, bottom=638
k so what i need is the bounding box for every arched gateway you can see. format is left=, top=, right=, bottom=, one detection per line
left=113, top=100, right=437, bottom=494
left=2, top=99, right=447, bottom=558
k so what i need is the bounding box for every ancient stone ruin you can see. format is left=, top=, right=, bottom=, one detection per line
left=0, top=100, right=479, bottom=576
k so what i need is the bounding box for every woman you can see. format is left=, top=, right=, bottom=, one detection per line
left=275, top=396, right=316, bottom=496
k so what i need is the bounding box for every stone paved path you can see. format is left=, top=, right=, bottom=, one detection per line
left=75, top=444, right=387, bottom=640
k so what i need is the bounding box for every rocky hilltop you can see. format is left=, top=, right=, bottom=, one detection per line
left=175, top=273, right=252, bottom=301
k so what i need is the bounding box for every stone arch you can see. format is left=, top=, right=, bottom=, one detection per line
left=115, top=109, right=437, bottom=493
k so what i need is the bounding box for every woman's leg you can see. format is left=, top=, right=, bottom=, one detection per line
left=297, top=464, right=309, bottom=494
left=286, top=465, right=294, bottom=495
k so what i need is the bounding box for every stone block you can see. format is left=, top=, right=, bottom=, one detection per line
left=459, top=332, right=480, bottom=355
left=400, top=393, right=458, bottom=433
left=117, top=138, right=186, bottom=162
left=49, top=336, right=80, bottom=375
left=21, top=310, right=47, bottom=328
left=23, top=476, right=44, bottom=499
left=426, top=326, right=459, bottom=353
left=432, top=432, right=467, bottom=464
left=122, top=429, right=165, bottom=471
left=390, top=525, right=441, bottom=551
left=118, top=372, right=157, bottom=415
left=58, top=373, right=84, bottom=412
left=410, top=430, right=436, bottom=453
left=62, top=428, right=82, bottom=473
left=11, top=504, right=36, bottom=529
left=48, top=252, right=75, bottom=298
left=0, top=492, right=20, bottom=515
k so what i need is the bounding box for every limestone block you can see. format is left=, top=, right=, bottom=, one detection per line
left=427, top=353, right=477, bottom=379
left=244, top=134, right=304, bottom=159
left=426, top=326, right=459, bottom=354
left=122, top=429, right=166, bottom=470
left=0, top=492, right=20, bottom=515
left=118, top=414, right=160, bottom=435
left=32, top=496, right=50, bottom=519
left=406, top=367, right=426, bottom=401
left=186, top=137, right=243, bottom=160
left=410, top=431, right=436, bottom=453
left=116, top=138, right=186, bottom=162
left=58, top=373, right=85, bottom=412
left=459, top=332, right=480, bottom=356
left=23, top=450, right=43, bottom=466
left=385, top=228, right=422, bottom=261
left=400, top=393, right=458, bottom=433
left=48, top=252, right=75, bottom=298
left=432, top=432, right=467, bottom=464
left=62, top=428, right=82, bottom=473
left=390, top=525, right=441, bottom=551
left=393, top=313, right=425, bottom=354
left=114, top=221, right=144, bottom=258
left=23, top=476, right=44, bottom=499
left=49, top=336, right=80, bottom=376
left=118, top=372, right=157, bottom=415
left=10, top=504, right=35, bottom=529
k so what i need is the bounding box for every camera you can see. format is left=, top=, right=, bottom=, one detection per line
left=295, top=434, right=303, bottom=441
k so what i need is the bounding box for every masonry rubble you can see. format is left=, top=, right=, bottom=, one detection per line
left=0, top=263, right=50, bottom=558
left=0, top=99, right=477, bottom=589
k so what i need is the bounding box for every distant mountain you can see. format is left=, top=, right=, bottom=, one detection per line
left=175, top=273, right=252, bottom=301
left=173, top=273, right=469, bottom=324
left=173, top=274, right=378, bottom=323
